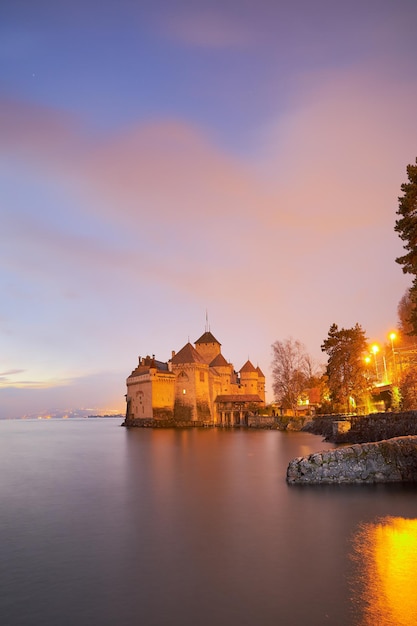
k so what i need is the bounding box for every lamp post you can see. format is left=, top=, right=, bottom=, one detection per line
left=371, top=344, right=380, bottom=382
left=364, top=355, right=373, bottom=413
left=389, top=332, right=397, bottom=383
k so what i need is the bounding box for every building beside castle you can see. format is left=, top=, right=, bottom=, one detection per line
left=125, top=330, right=265, bottom=425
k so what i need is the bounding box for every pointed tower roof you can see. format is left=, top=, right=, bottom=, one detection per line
left=239, top=360, right=257, bottom=374
left=171, top=342, right=206, bottom=365
left=210, top=353, right=229, bottom=367
left=195, top=331, right=221, bottom=346
left=256, top=366, right=265, bottom=378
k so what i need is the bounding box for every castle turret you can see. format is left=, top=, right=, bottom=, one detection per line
left=256, top=366, right=266, bottom=403
left=194, top=331, right=221, bottom=364
left=239, top=360, right=259, bottom=396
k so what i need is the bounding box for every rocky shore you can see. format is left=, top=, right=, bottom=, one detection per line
left=287, top=435, right=417, bottom=484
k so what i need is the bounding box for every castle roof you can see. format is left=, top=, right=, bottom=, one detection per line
left=209, top=353, right=229, bottom=367
left=195, top=331, right=221, bottom=346
left=256, top=366, right=265, bottom=378
left=128, top=356, right=169, bottom=378
left=239, top=360, right=257, bottom=374
left=171, top=342, right=206, bottom=365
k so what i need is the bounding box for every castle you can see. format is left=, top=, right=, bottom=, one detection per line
left=125, top=329, right=265, bottom=425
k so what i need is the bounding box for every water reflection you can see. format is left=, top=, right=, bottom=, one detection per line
left=352, top=516, right=417, bottom=626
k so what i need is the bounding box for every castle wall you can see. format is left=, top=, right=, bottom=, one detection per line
left=173, top=363, right=212, bottom=421
left=126, top=370, right=175, bottom=420
left=126, top=373, right=153, bottom=419
left=240, top=371, right=258, bottom=396
left=257, top=378, right=266, bottom=403
left=208, top=370, right=222, bottom=423
left=151, top=371, right=176, bottom=419
left=195, top=341, right=221, bottom=364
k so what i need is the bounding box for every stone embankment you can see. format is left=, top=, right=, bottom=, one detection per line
left=122, top=416, right=309, bottom=429
left=122, top=418, right=207, bottom=428
left=303, top=410, right=417, bottom=443
left=287, top=436, right=417, bottom=484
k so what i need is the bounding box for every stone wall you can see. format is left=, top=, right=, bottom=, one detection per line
left=287, top=436, right=417, bottom=484
left=122, top=418, right=206, bottom=428
left=303, top=411, right=417, bottom=443
left=247, top=415, right=309, bottom=429
left=248, top=415, right=276, bottom=428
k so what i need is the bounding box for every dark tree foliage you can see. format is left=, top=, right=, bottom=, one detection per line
left=399, top=369, right=417, bottom=410
left=395, top=158, right=417, bottom=334
left=321, top=323, right=369, bottom=413
left=397, top=288, right=416, bottom=345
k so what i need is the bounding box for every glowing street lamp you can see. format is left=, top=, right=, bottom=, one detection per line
left=363, top=354, right=372, bottom=379
left=371, top=344, right=380, bottom=382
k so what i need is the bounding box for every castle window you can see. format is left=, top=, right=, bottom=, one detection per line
left=182, top=389, right=186, bottom=395
left=200, top=372, right=204, bottom=382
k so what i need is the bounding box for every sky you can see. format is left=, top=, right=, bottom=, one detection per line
left=1, top=0, right=417, bottom=418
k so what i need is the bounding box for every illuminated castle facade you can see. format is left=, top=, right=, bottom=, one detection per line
left=125, top=330, right=265, bottom=425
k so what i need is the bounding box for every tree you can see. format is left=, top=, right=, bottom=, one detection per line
left=321, top=323, right=370, bottom=413
left=395, top=158, right=417, bottom=334
left=397, top=289, right=413, bottom=337
left=399, top=369, right=417, bottom=410
left=396, top=288, right=417, bottom=347
left=271, top=338, right=314, bottom=414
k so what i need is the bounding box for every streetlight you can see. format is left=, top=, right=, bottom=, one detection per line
left=389, top=331, right=397, bottom=383
left=371, top=344, right=380, bottom=382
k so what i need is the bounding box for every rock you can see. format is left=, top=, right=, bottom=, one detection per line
left=286, top=436, right=417, bottom=484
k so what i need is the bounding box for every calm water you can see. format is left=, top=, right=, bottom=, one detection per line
left=1, top=420, right=417, bottom=626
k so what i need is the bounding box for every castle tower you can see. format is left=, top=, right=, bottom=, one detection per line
left=194, top=331, right=221, bottom=365
left=239, top=360, right=259, bottom=396
left=171, top=342, right=212, bottom=422
left=256, top=366, right=266, bottom=403
left=126, top=355, right=175, bottom=421
left=209, top=352, right=235, bottom=394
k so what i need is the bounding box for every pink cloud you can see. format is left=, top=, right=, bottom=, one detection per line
left=1, top=62, right=416, bottom=349
left=82, top=120, right=266, bottom=225
left=257, top=66, right=417, bottom=235
left=0, top=98, right=85, bottom=167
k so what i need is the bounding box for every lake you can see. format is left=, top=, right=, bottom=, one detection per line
left=1, top=419, right=416, bottom=625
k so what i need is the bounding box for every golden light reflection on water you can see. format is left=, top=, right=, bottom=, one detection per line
left=352, top=517, right=417, bottom=626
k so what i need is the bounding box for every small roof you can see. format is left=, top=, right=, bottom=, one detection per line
left=209, top=353, right=229, bottom=367
left=171, top=342, right=206, bottom=365
left=195, top=331, right=221, bottom=346
left=239, top=360, right=257, bottom=374
left=128, top=365, right=148, bottom=378
left=215, top=394, right=263, bottom=403
left=128, top=356, right=169, bottom=378
left=256, top=366, right=265, bottom=378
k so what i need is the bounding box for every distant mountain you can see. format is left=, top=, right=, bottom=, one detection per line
left=1, top=409, right=124, bottom=420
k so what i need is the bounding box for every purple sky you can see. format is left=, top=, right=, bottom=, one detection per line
left=1, top=0, right=417, bottom=417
